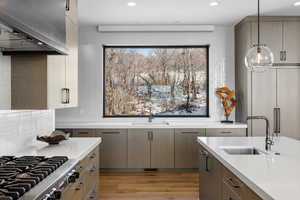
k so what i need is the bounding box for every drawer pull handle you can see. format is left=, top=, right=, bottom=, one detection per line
left=102, top=132, right=120, bottom=134
left=79, top=132, right=89, bottom=135
left=90, top=153, right=96, bottom=159
left=89, top=166, right=97, bottom=173
left=221, top=131, right=232, bottom=134
left=182, top=132, right=198, bottom=134
left=227, top=178, right=240, bottom=189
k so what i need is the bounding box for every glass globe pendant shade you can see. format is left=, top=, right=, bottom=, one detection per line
left=245, top=44, right=274, bottom=72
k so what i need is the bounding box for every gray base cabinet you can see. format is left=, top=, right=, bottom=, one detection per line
left=128, top=129, right=174, bottom=168
left=128, top=129, right=151, bottom=168
left=97, top=129, right=128, bottom=169
left=151, top=129, right=174, bottom=168
left=72, top=127, right=246, bottom=169
left=175, top=129, right=205, bottom=168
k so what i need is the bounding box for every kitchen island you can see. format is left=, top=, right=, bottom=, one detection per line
left=197, top=136, right=300, bottom=200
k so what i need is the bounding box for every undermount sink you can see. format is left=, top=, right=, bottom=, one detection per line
left=220, top=146, right=266, bottom=155
left=131, top=121, right=170, bottom=126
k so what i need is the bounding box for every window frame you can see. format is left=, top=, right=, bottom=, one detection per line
left=102, top=45, right=210, bottom=118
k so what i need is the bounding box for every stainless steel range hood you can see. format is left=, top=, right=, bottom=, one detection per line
left=0, top=0, right=68, bottom=55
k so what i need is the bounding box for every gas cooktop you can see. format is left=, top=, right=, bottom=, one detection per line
left=0, top=156, right=69, bottom=200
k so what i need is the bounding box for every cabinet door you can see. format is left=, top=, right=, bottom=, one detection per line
left=65, top=17, right=78, bottom=107
left=252, top=22, right=283, bottom=63
left=251, top=70, right=277, bottom=136
left=277, top=69, right=300, bottom=140
left=128, top=129, right=151, bottom=168
left=283, top=21, right=300, bottom=63
left=98, top=129, right=128, bottom=168
left=175, top=129, right=205, bottom=168
left=206, top=128, right=246, bottom=137
left=199, top=146, right=222, bottom=200
left=47, top=56, right=66, bottom=109
left=151, top=129, right=174, bottom=168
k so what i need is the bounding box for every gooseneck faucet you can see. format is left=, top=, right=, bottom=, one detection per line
left=246, top=116, right=274, bottom=151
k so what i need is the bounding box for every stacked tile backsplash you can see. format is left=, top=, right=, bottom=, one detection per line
left=0, top=110, right=55, bottom=154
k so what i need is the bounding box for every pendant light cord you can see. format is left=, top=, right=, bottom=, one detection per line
left=258, top=0, right=260, bottom=46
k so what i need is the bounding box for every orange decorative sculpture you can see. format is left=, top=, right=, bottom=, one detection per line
left=216, top=87, right=237, bottom=123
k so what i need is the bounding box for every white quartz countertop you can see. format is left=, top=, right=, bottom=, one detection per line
left=56, top=121, right=247, bottom=129
left=0, top=138, right=102, bottom=163
left=197, top=136, right=300, bottom=200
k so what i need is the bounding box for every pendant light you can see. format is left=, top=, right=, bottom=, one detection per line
left=245, top=0, right=274, bottom=72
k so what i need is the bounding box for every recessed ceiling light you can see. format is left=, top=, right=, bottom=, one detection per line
left=210, top=1, right=220, bottom=7
left=294, top=1, right=300, bottom=6
left=127, top=2, right=136, bottom=7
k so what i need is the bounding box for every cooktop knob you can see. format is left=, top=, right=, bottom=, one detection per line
left=74, top=171, right=80, bottom=179
left=68, top=175, right=76, bottom=183
left=53, top=190, right=62, bottom=199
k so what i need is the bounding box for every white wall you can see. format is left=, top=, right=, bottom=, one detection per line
left=0, top=53, right=11, bottom=109
left=56, top=25, right=235, bottom=123
left=0, top=110, right=55, bottom=154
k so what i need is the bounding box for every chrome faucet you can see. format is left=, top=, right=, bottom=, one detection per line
left=246, top=116, right=274, bottom=151
left=148, top=107, right=154, bottom=123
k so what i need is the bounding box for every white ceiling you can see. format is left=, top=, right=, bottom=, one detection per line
left=78, top=0, right=300, bottom=26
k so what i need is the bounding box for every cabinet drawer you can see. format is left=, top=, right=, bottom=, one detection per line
left=73, top=129, right=96, bottom=137
left=62, top=181, right=83, bottom=200
left=223, top=181, right=241, bottom=200
left=206, top=128, right=246, bottom=137
left=223, top=167, right=245, bottom=198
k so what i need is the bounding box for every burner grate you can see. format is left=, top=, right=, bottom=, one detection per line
left=0, top=156, right=68, bottom=200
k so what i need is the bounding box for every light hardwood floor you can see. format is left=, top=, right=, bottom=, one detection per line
left=99, top=172, right=199, bottom=200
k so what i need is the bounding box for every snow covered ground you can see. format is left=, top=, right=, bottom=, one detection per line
left=135, top=85, right=207, bottom=116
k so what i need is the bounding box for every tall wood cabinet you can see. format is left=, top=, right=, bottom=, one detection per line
left=235, top=16, right=300, bottom=140
left=11, top=0, right=78, bottom=109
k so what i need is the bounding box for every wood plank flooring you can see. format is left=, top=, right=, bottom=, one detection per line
left=99, top=172, right=199, bottom=200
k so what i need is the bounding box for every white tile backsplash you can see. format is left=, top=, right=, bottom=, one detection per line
left=0, top=110, right=55, bottom=154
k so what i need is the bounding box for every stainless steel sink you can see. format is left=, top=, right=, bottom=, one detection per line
left=221, top=147, right=266, bottom=155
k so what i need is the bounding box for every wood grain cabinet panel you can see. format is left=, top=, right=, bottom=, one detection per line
left=199, top=145, right=222, bottom=200
left=151, top=129, right=174, bottom=168
left=175, top=129, right=205, bottom=168
left=97, top=129, right=128, bottom=169
left=128, top=129, right=151, bottom=168
left=72, top=129, right=97, bottom=137
left=251, top=21, right=283, bottom=63
left=63, top=145, right=99, bottom=200
left=206, top=128, right=246, bottom=137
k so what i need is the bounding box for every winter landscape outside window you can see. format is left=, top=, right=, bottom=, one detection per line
left=103, top=45, right=209, bottom=117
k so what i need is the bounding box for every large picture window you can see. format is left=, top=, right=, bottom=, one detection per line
left=103, top=45, right=209, bottom=117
